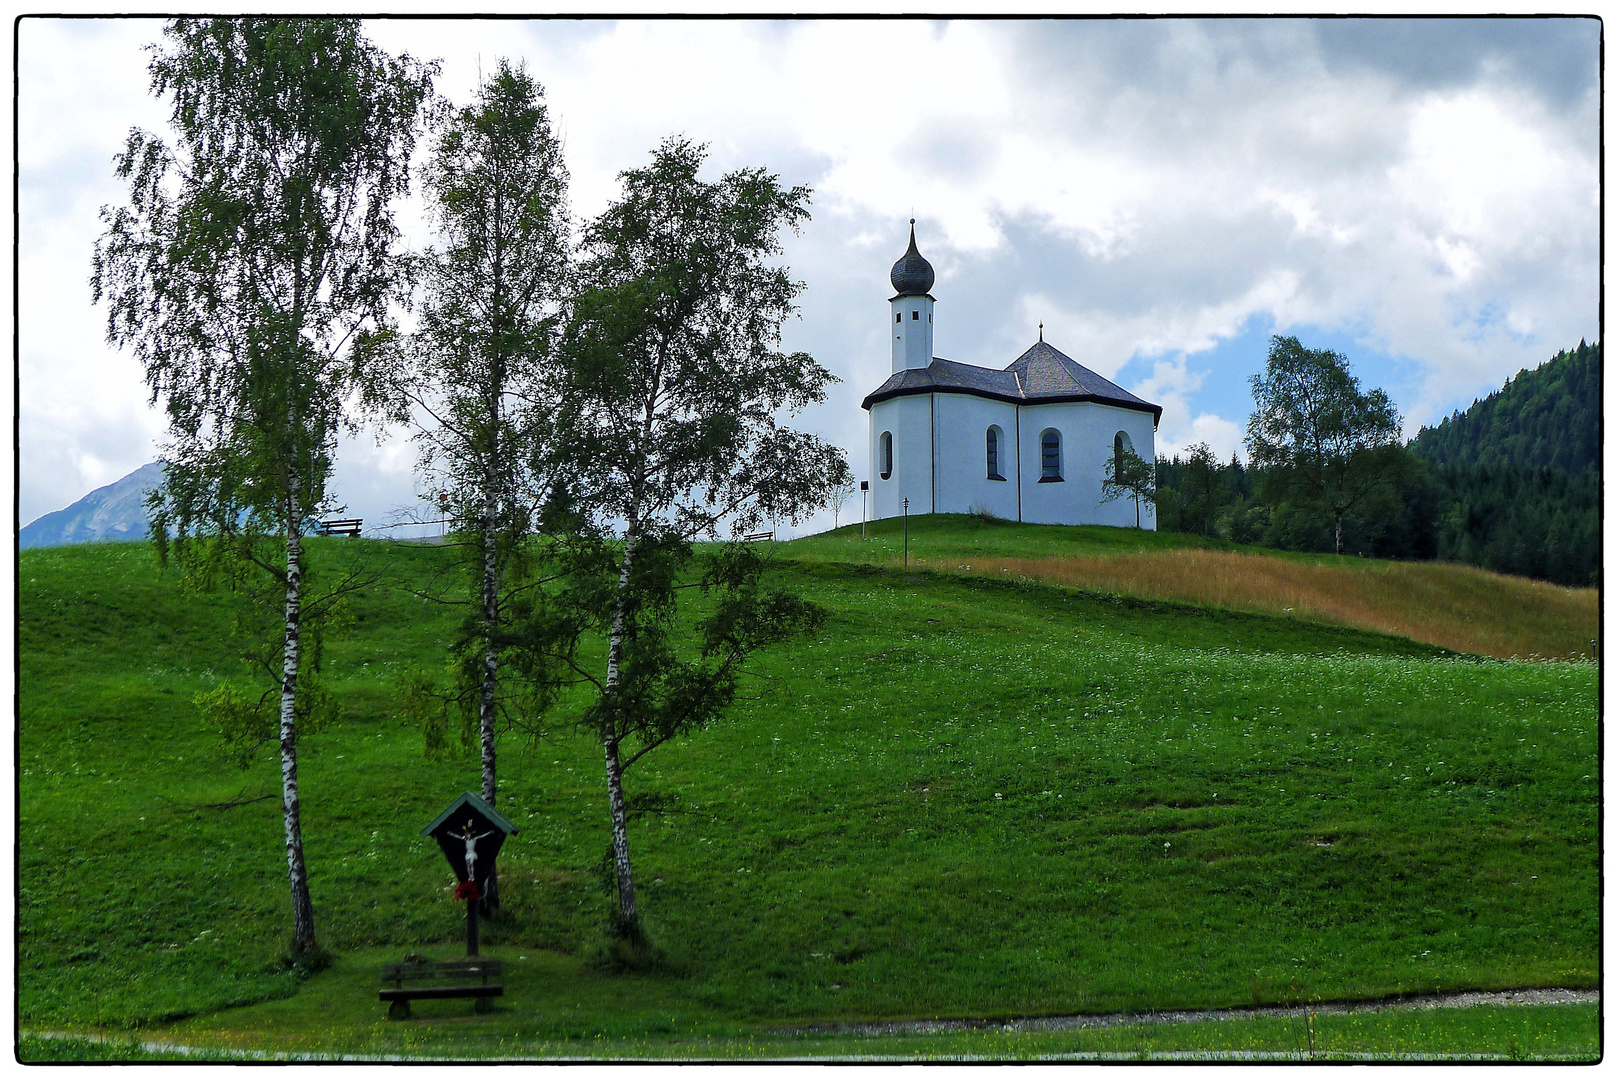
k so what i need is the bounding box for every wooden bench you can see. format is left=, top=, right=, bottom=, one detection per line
left=317, top=517, right=363, bottom=537
left=742, top=530, right=774, bottom=542
left=379, top=958, right=503, bottom=1019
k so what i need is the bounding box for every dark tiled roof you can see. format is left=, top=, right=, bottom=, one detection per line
left=1006, top=341, right=1157, bottom=411
left=889, top=221, right=935, bottom=297
left=861, top=340, right=1161, bottom=423
left=862, top=357, right=1022, bottom=402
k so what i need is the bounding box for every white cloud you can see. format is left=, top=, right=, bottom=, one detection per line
left=1131, top=356, right=1245, bottom=463
left=18, top=19, right=172, bottom=520
left=1014, top=269, right=1303, bottom=380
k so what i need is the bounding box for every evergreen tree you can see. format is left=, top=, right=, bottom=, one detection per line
left=1411, top=343, right=1600, bottom=586
left=1176, top=442, right=1228, bottom=537
left=1412, top=341, right=1600, bottom=473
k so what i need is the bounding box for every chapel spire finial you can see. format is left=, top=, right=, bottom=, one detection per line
left=889, top=219, right=935, bottom=297
left=1039, top=320, right=1044, bottom=343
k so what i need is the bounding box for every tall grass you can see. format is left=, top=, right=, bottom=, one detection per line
left=918, top=550, right=1596, bottom=661
left=784, top=514, right=1595, bottom=660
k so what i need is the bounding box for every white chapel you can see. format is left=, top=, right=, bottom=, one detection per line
left=862, top=223, right=1161, bottom=528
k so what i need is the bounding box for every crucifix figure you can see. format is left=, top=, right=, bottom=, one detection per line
left=452, top=823, right=492, bottom=882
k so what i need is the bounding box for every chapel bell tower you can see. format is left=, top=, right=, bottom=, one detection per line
left=890, top=219, right=936, bottom=372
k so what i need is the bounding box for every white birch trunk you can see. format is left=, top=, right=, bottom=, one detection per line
left=281, top=483, right=317, bottom=956
left=602, top=530, right=639, bottom=929
left=482, top=183, right=506, bottom=811
left=478, top=483, right=501, bottom=912
left=480, top=490, right=500, bottom=805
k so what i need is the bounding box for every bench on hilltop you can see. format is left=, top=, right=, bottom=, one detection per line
left=379, top=957, right=503, bottom=1019
left=311, top=517, right=362, bottom=538
left=742, top=530, right=774, bottom=542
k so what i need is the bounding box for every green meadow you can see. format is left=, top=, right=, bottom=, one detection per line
left=17, top=522, right=1599, bottom=1059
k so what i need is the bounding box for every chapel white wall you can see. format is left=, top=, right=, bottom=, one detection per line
left=870, top=394, right=1157, bottom=528
left=1016, top=402, right=1157, bottom=529
left=931, top=394, right=1021, bottom=520
left=868, top=395, right=934, bottom=520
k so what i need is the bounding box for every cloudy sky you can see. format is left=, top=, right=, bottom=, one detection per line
left=18, top=17, right=1600, bottom=536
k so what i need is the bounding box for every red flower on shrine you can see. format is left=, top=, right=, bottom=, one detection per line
left=453, top=881, right=481, bottom=901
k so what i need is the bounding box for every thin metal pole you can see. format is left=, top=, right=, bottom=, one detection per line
left=861, top=488, right=866, bottom=541
left=903, top=497, right=909, bottom=569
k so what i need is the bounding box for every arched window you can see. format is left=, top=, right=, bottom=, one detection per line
left=880, top=431, right=893, bottom=480
left=986, top=425, right=1005, bottom=480
left=1039, top=428, right=1062, bottom=482
left=1113, top=431, right=1134, bottom=481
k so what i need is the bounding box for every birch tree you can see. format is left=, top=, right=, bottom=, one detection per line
left=1245, top=336, right=1409, bottom=555
left=551, top=139, right=849, bottom=939
left=91, top=18, right=434, bottom=959
left=830, top=475, right=858, bottom=530
left=1101, top=443, right=1157, bottom=528
left=381, top=63, right=570, bottom=914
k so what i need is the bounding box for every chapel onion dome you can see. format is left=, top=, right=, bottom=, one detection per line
left=889, top=219, right=935, bottom=297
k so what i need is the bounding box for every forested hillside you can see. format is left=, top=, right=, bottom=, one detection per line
left=1411, top=342, right=1600, bottom=585
left=1157, top=342, right=1601, bottom=586
left=1422, top=464, right=1599, bottom=585
left=1411, top=341, right=1599, bottom=473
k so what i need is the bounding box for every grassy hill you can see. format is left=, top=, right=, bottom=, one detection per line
left=18, top=525, right=1599, bottom=1058
left=790, top=515, right=1598, bottom=660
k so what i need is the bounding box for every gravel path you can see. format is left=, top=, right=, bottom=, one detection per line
left=771, top=986, right=1600, bottom=1039
left=23, top=987, right=1597, bottom=1061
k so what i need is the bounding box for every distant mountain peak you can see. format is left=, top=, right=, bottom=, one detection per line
left=19, top=462, right=165, bottom=550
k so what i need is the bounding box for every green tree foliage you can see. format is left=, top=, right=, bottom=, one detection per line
left=1100, top=441, right=1156, bottom=528
left=1411, top=342, right=1601, bottom=586
left=1153, top=441, right=1226, bottom=536
left=1412, top=341, right=1599, bottom=473
left=91, top=18, right=435, bottom=957
left=1246, top=336, right=1412, bottom=555
left=540, top=139, right=851, bottom=939
left=1427, top=465, right=1601, bottom=586
left=377, top=62, right=571, bottom=914
left=1156, top=343, right=1599, bottom=587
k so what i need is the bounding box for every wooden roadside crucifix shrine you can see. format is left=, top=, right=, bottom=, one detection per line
left=421, top=792, right=518, bottom=957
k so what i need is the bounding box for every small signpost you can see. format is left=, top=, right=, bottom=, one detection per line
left=421, top=792, right=518, bottom=957
left=903, top=496, right=910, bottom=567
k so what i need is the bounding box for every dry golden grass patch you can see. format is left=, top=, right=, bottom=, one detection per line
left=926, top=549, right=1598, bottom=660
